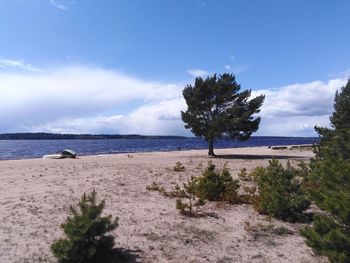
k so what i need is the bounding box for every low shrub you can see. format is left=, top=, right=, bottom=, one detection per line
left=190, top=162, right=240, bottom=203
left=51, top=190, right=119, bottom=263
left=173, top=161, right=186, bottom=172
left=175, top=162, right=240, bottom=215
left=253, top=159, right=310, bottom=222
left=146, top=182, right=165, bottom=192
left=175, top=176, right=202, bottom=215
left=244, top=221, right=293, bottom=236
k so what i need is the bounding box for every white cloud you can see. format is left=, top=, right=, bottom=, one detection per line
left=0, top=66, right=186, bottom=135
left=0, top=59, right=41, bottom=72
left=0, top=64, right=347, bottom=137
left=49, top=0, right=76, bottom=10
left=253, top=78, right=347, bottom=136
left=186, top=69, right=209, bottom=78
left=224, top=65, right=231, bottom=70
left=23, top=99, right=189, bottom=136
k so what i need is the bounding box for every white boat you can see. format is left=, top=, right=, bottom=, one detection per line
left=43, top=149, right=77, bottom=159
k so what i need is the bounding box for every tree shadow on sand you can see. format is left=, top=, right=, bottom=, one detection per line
left=107, top=247, right=143, bottom=263
left=212, top=154, right=309, bottom=160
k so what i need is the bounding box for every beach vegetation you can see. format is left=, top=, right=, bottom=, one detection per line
left=51, top=190, right=119, bottom=263
left=313, top=79, right=350, bottom=160
left=175, top=177, right=197, bottom=216
left=175, top=162, right=240, bottom=215
left=301, top=80, right=350, bottom=263
left=190, top=162, right=240, bottom=203
left=146, top=182, right=188, bottom=198
left=244, top=221, right=294, bottom=236
left=173, top=161, right=186, bottom=171
left=301, top=157, right=350, bottom=262
left=176, top=162, right=240, bottom=213
left=146, top=182, right=166, bottom=192
left=237, top=167, right=265, bottom=182
left=253, top=159, right=310, bottom=222
left=181, top=73, right=265, bottom=156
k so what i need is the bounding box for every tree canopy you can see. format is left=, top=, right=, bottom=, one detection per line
left=314, top=80, right=350, bottom=159
left=302, top=79, right=350, bottom=263
left=181, top=73, right=265, bottom=156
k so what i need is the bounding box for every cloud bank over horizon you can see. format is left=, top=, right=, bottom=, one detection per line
left=0, top=65, right=346, bottom=137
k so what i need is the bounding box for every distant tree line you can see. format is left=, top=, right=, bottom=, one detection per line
left=0, top=132, right=187, bottom=140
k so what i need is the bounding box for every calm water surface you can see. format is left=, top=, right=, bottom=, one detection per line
left=0, top=137, right=319, bottom=160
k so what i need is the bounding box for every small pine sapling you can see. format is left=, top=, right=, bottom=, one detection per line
left=193, top=162, right=240, bottom=203
left=51, top=190, right=119, bottom=263
left=254, top=159, right=310, bottom=222
left=175, top=177, right=201, bottom=216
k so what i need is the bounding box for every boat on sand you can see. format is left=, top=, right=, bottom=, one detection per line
left=43, top=149, right=77, bottom=159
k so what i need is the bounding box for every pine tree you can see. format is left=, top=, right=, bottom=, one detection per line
left=302, top=80, right=350, bottom=263
left=314, top=80, right=350, bottom=159
left=302, top=156, right=350, bottom=262
left=254, top=159, right=309, bottom=222
left=181, top=73, right=265, bottom=156
left=51, top=190, right=119, bottom=263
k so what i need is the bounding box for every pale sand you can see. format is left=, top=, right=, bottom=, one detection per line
left=0, top=147, right=328, bottom=263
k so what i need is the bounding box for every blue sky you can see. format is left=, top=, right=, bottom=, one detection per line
left=0, top=0, right=349, bottom=136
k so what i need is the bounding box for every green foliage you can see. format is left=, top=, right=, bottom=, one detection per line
left=253, top=159, right=310, bottom=222
left=181, top=73, right=265, bottom=156
left=238, top=166, right=266, bottom=182
left=175, top=177, right=203, bottom=216
left=173, top=161, right=186, bottom=172
left=314, top=80, right=350, bottom=160
left=272, top=226, right=294, bottom=236
left=176, top=199, right=189, bottom=215
left=146, top=182, right=165, bottom=192
left=146, top=182, right=190, bottom=199
left=244, top=221, right=293, bottom=236
left=51, top=190, right=119, bottom=263
left=174, top=162, right=240, bottom=215
left=189, top=162, right=240, bottom=203
left=238, top=168, right=251, bottom=181
left=302, top=156, right=350, bottom=262
left=330, top=80, right=350, bottom=130
left=302, top=80, right=350, bottom=262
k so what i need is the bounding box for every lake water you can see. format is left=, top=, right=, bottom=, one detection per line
left=0, top=137, right=319, bottom=160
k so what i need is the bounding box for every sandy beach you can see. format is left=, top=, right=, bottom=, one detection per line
left=0, top=146, right=328, bottom=263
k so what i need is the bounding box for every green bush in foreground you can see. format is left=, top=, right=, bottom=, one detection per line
left=301, top=153, right=350, bottom=262
left=191, top=162, right=240, bottom=203
left=51, top=190, right=119, bottom=263
left=254, top=159, right=310, bottom=222
left=175, top=162, right=240, bottom=215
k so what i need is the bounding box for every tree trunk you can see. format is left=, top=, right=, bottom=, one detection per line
left=208, top=138, right=215, bottom=156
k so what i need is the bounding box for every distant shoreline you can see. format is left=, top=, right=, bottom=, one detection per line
left=0, top=132, right=187, bottom=140
left=0, top=132, right=318, bottom=140
left=0, top=145, right=314, bottom=162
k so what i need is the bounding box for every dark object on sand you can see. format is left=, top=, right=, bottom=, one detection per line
left=271, top=146, right=288, bottom=150
left=43, top=149, right=77, bottom=159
